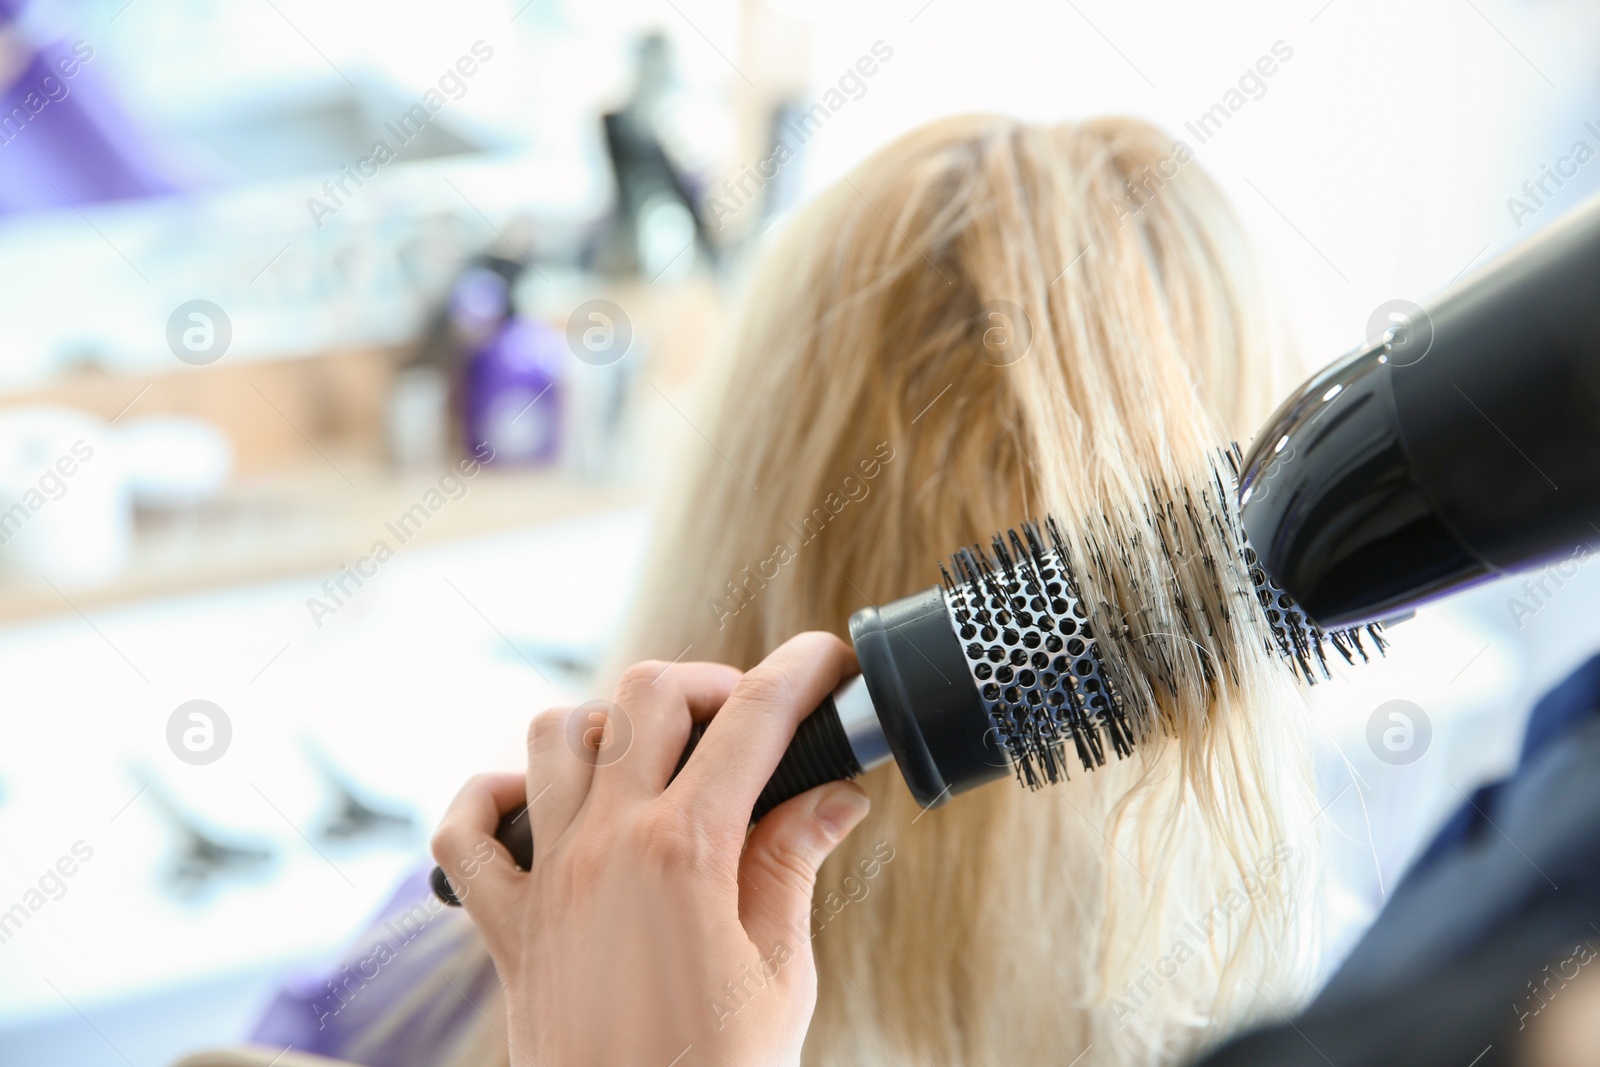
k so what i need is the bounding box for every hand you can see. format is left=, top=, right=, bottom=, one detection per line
left=431, top=632, right=873, bottom=1067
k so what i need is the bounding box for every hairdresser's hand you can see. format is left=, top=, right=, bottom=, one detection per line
left=432, top=632, right=872, bottom=1067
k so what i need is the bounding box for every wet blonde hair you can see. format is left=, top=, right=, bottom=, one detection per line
left=611, top=113, right=1323, bottom=1066
left=199, top=113, right=1323, bottom=1067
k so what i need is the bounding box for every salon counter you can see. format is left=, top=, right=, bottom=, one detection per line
left=0, top=459, right=641, bottom=624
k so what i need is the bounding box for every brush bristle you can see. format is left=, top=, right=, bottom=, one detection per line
left=1221, top=443, right=1388, bottom=681
left=940, top=445, right=1385, bottom=790
left=940, top=519, right=1133, bottom=789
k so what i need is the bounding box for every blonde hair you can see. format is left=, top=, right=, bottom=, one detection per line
left=217, top=113, right=1323, bottom=1067
left=611, top=113, right=1322, bottom=1066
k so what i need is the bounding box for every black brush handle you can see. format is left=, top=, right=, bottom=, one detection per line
left=432, top=696, right=862, bottom=905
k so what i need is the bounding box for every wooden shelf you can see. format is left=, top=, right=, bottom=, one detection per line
left=0, top=459, right=642, bottom=624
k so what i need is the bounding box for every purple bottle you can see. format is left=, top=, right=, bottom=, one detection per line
left=458, top=270, right=565, bottom=466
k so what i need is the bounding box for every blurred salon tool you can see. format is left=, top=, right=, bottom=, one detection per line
left=302, top=743, right=416, bottom=845
left=136, top=773, right=275, bottom=899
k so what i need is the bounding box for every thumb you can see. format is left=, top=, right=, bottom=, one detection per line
left=738, top=782, right=871, bottom=950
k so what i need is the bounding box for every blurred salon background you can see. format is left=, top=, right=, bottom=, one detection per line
left=1, top=0, right=1599, bottom=1063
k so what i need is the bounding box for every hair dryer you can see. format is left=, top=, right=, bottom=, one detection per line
left=1238, top=192, right=1600, bottom=629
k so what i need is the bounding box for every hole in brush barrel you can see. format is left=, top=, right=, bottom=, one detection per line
left=935, top=520, right=1130, bottom=787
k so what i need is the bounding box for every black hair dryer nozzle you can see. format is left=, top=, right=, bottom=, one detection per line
left=1239, top=193, right=1600, bottom=630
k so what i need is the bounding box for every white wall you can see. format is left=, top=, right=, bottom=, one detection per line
left=791, top=0, right=1600, bottom=373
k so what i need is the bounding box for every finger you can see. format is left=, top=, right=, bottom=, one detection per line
left=591, top=661, right=743, bottom=800
left=525, top=706, right=592, bottom=853
left=669, top=632, right=856, bottom=829
left=738, top=781, right=871, bottom=956
left=431, top=772, right=526, bottom=921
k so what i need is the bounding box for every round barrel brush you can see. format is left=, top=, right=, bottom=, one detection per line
left=433, top=452, right=1383, bottom=905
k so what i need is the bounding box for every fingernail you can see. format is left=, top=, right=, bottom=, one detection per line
left=813, top=784, right=870, bottom=839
